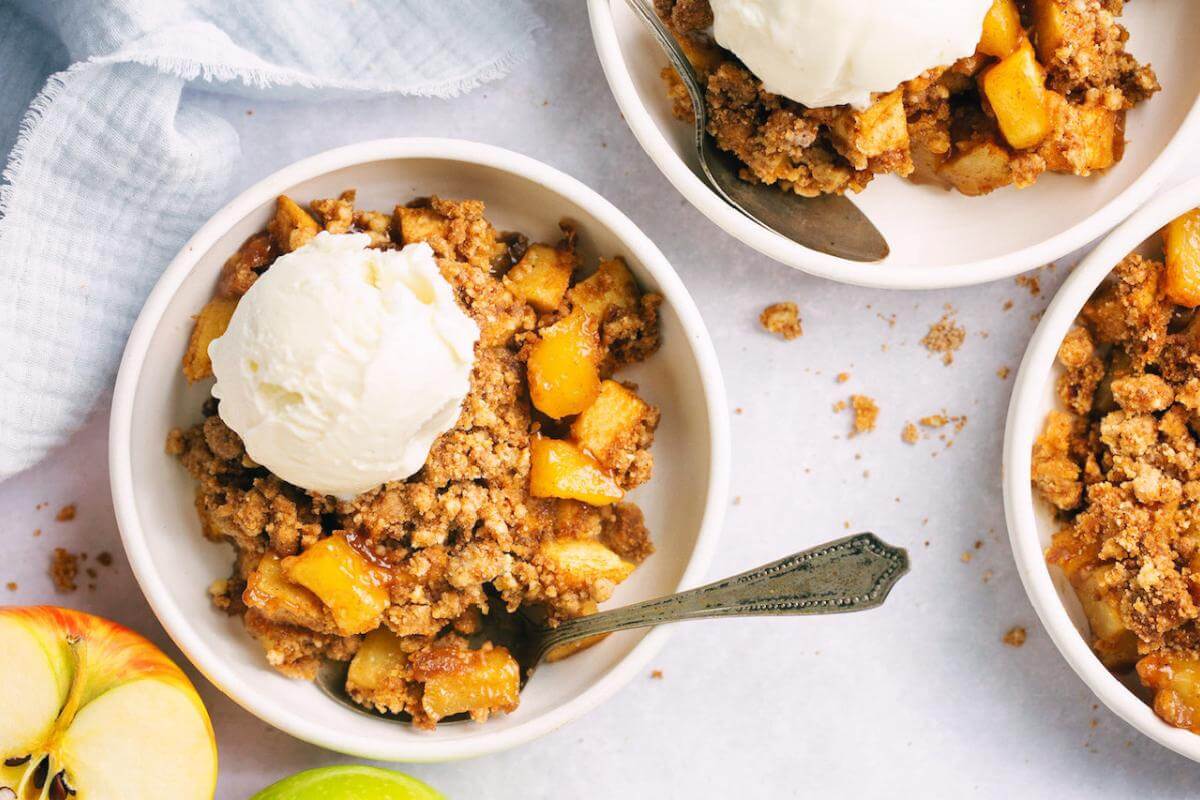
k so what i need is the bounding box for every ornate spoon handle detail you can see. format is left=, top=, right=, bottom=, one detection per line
left=533, top=532, right=910, bottom=663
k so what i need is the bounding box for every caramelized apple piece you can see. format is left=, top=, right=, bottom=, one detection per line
left=182, top=296, right=237, bottom=382
left=267, top=195, right=319, bottom=253
left=503, top=242, right=575, bottom=313
left=530, top=438, right=623, bottom=506
left=1030, top=0, right=1068, bottom=64
left=1138, top=653, right=1200, bottom=733
left=830, top=90, right=909, bottom=170
left=1075, top=568, right=1139, bottom=669
left=350, top=633, right=410, bottom=695
left=1041, top=92, right=1124, bottom=176
left=568, top=258, right=639, bottom=322
left=217, top=232, right=272, bottom=298
left=1165, top=209, right=1200, bottom=308
left=394, top=205, right=446, bottom=248
left=538, top=538, right=635, bottom=590
left=411, top=642, right=520, bottom=723
left=570, top=380, right=655, bottom=470
left=283, top=533, right=391, bottom=636
left=243, top=553, right=334, bottom=633
left=937, top=139, right=1013, bottom=196
left=981, top=40, right=1051, bottom=150
left=527, top=310, right=602, bottom=418
left=978, top=0, right=1023, bottom=58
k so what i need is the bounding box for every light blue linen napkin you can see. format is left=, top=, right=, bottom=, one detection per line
left=0, top=0, right=541, bottom=480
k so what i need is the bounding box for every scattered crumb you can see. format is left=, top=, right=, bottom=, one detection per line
left=733, top=496, right=742, bottom=506
left=50, top=548, right=80, bottom=593
left=759, top=302, right=802, bottom=340
left=836, top=372, right=850, bottom=384
left=1016, top=274, right=1042, bottom=296
left=997, top=366, right=1011, bottom=380
left=876, top=312, right=896, bottom=328
left=921, top=309, right=965, bottom=366
left=650, top=669, right=664, bottom=679
left=974, top=539, right=984, bottom=550
left=849, top=395, right=878, bottom=435
left=901, top=423, right=919, bottom=444
left=981, top=569, right=994, bottom=584
left=32, top=528, right=41, bottom=538
left=56, top=504, right=76, bottom=522
left=832, top=399, right=847, bottom=413
left=97, top=551, right=114, bottom=567
left=734, top=407, right=743, bottom=415
left=1003, top=299, right=1014, bottom=311
left=35, top=502, right=47, bottom=511
left=5, top=582, right=16, bottom=592
left=961, top=551, right=973, bottom=563
left=1003, top=626, right=1028, bottom=647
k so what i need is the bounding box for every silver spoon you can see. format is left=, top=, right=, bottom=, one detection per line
left=622, top=0, right=890, bottom=262
left=316, top=532, right=909, bottom=722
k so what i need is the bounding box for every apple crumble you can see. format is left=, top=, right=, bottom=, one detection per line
left=1032, top=208, right=1200, bottom=733
left=656, top=0, right=1158, bottom=196
left=170, top=191, right=664, bottom=729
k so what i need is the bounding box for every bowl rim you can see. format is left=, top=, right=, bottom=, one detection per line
left=587, top=0, right=1200, bottom=290
left=1003, top=175, right=1200, bottom=762
left=108, top=137, right=731, bottom=762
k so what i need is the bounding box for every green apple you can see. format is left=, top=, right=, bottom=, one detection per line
left=0, top=606, right=217, bottom=800
left=250, top=766, right=444, bottom=800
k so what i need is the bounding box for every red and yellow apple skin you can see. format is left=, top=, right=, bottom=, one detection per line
left=0, top=606, right=218, bottom=800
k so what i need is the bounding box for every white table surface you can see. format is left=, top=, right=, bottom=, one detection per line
left=5, top=3, right=1200, bottom=797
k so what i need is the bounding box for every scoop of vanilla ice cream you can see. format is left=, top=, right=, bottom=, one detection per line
left=209, top=233, right=479, bottom=499
left=709, top=0, right=993, bottom=109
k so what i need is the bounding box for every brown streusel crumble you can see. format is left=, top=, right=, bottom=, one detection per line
left=921, top=311, right=966, bottom=366
left=172, top=191, right=664, bottom=729
left=655, top=0, right=1158, bottom=197
left=1003, top=626, right=1028, bottom=647
left=1032, top=212, right=1200, bottom=734
left=759, top=301, right=802, bottom=340
left=50, top=548, right=79, bottom=593
left=850, top=395, right=878, bottom=435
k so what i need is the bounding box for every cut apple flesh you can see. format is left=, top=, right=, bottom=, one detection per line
left=0, top=618, right=67, bottom=760
left=60, top=679, right=216, bottom=799
left=0, top=607, right=217, bottom=800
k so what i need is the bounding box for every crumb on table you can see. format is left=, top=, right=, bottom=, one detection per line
left=5, top=582, right=16, bottom=592
left=56, top=503, right=77, bottom=522
left=759, top=302, right=802, bottom=340
left=50, top=548, right=80, bottom=593
left=921, top=311, right=965, bottom=365
left=836, top=372, right=850, bottom=384
left=650, top=669, right=664, bottom=679
left=1003, top=626, right=1028, bottom=647
left=850, top=395, right=878, bottom=435
left=901, top=423, right=919, bottom=444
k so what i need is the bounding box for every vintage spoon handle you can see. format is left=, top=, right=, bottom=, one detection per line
left=534, top=533, right=909, bottom=660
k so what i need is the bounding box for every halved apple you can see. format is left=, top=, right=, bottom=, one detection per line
left=0, top=606, right=217, bottom=800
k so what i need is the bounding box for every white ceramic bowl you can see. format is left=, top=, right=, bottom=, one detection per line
left=588, top=0, right=1200, bottom=289
left=109, top=139, right=730, bottom=762
left=1005, top=176, right=1200, bottom=761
